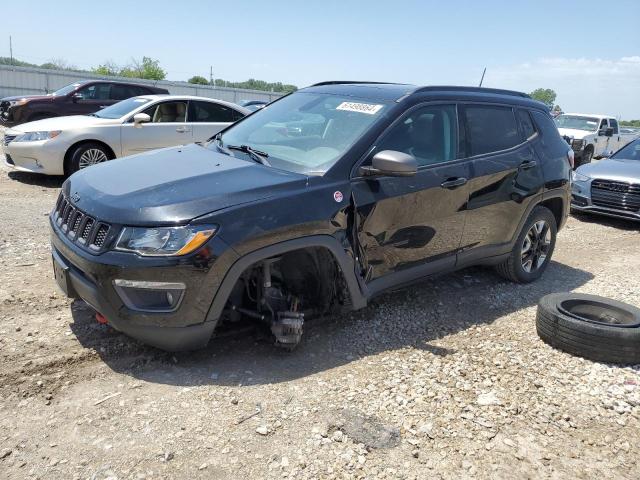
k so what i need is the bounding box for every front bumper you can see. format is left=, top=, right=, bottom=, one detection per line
left=5, top=136, right=67, bottom=175
left=50, top=216, right=239, bottom=351
left=571, top=181, right=640, bottom=222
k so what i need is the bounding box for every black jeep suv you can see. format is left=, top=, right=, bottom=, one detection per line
left=1, top=80, right=169, bottom=127
left=49, top=82, right=572, bottom=351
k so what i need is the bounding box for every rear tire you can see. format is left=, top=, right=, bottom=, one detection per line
left=495, top=206, right=557, bottom=283
left=66, top=142, right=111, bottom=175
left=577, top=148, right=593, bottom=168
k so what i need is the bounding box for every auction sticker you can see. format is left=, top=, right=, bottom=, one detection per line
left=333, top=191, right=344, bottom=203
left=336, top=102, right=384, bottom=115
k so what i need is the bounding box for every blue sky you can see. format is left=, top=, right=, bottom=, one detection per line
left=4, top=0, right=640, bottom=117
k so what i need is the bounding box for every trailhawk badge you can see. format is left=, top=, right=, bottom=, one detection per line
left=333, top=191, right=344, bottom=203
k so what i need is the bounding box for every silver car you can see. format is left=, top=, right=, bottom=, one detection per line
left=3, top=95, right=249, bottom=175
left=571, top=138, right=640, bottom=221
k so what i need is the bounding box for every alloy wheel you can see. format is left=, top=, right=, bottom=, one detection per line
left=521, top=220, right=551, bottom=273
left=78, top=148, right=108, bottom=169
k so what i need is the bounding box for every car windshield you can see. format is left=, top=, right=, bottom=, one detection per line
left=52, top=83, right=81, bottom=96
left=92, top=97, right=152, bottom=119
left=611, top=139, right=640, bottom=161
left=211, top=92, right=389, bottom=175
left=554, top=115, right=599, bottom=131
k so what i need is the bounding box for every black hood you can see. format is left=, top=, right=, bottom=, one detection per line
left=64, top=143, right=308, bottom=225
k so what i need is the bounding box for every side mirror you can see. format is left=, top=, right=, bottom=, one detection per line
left=71, top=93, right=83, bottom=103
left=133, top=113, right=151, bottom=128
left=599, top=127, right=614, bottom=137
left=359, top=150, right=417, bottom=177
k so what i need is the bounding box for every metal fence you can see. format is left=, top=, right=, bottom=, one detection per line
left=0, top=64, right=285, bottom=104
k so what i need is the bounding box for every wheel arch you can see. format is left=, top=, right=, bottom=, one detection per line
left=63, top=139, right=117, bottom=175
left=204, top=235, right=367, bottom=324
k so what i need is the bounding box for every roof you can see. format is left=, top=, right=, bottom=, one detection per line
left=302, top=81, right=534, bottom=105
left=133, top=95, right=250, bottom=112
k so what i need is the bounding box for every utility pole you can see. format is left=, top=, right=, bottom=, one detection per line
left=478, top=67, right=486, bottom=87
left=9, top=35, right=13, bottom=66
left=210, top=65, right=213, bottom=87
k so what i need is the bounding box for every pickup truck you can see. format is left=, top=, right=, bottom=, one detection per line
left=555, top=113, right=636, bottom=166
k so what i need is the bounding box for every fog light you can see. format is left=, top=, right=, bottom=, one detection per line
left=113, top=279, right=186, bottom=312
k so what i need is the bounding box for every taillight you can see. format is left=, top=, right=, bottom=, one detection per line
left=567, top=149, right=575, bottom=169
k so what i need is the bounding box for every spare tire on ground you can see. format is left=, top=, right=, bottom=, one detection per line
left=536, top=293, right=640, bottom=364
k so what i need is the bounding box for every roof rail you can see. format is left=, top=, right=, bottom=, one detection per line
left=310, top=81, right=406, bottom=87
left=414, top=86, right=530, bottom=98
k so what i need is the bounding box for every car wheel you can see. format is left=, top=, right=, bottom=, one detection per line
left=578, top=148, right=593, bottom=168
left=495, top=206, right=557, bottom=283
left=67, top=142, right=111, bottom=175
left=536, top=293, right=640, bottom=364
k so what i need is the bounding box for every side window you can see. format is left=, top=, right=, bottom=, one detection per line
left=376, top=104, right=458, bottom=167
left=189, top=101, right=236, bottom=122
left=233, top=109, right=247, bottom=121
left=110, top=85, right=128, bottom=101
left=609, top=118, right=619, bottom=134
left=142, top=101, right=187, bottom=123
left=77, top=83, right=111, bottom=100
left=599, top=118, right=609, bottom=131
left=517, top=109, right=536, bottom=140
left=531, top=111, right=566, bottom=149
left=464, top=105, right=520, bottom=156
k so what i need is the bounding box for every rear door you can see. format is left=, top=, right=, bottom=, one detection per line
left=120, top=99, right=192, bottom=156
left=351, top=103, right=470, bottom=291
left=188, top=100, right=244, bottom=142
left=609, top=118, right=622, bottom=152
left=458, top=104, right=544, bottom=261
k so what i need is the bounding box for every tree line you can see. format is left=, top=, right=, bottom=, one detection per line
left=0, top=56, right=298, bottom=93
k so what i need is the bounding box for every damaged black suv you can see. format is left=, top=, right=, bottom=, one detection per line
left=50, top=82, right=572, bottom=351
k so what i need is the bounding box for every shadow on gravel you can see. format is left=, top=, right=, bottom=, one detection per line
left=570, top=211, right=640, bottom=231
left=69, top=260, right=594, bottom=387
left=7, top=170, right=64, bottom=188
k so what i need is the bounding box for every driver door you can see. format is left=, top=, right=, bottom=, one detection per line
left=351, top=104, right=469, bottom=293
left=120, top=100, right=192, bottom=156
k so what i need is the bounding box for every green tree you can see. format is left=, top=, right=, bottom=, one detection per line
left=529, top=88, right=557, bottom=107
left=188, top=75, right=209, bottom=85
left=120, top=57, right=166, bottom=80
left=620, top=120, right=640, bottom=127
left=92, top=61, right=120, bottom=76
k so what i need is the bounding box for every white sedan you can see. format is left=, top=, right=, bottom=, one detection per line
left=3, top=95, right=249, bottom=175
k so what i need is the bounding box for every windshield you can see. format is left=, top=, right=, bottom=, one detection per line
left=611, top=139, right=640, bottom=161
left=93, top=97, right=152, bottom=119
left=554, top=115, right=599, bottom=131
left=211, top=92, right=389, bottom=175
left=52, top=83, right=81, bottom=96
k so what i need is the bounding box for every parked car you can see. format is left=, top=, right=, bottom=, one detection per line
left=0, top=80, right=169, bottom=128
left=555, top=113, right=633, bottom=167
left=4, top=95, right=249, bottom=175
left=49, top=82, right=571, bottom=351
left=240, top=100, right=269, bottom=112
left=571, top=138, right=640, bottom=221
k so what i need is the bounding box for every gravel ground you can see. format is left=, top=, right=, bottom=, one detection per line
left=0, top=161, right=639, bottom=480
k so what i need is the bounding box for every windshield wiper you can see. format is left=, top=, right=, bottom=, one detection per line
left=226, top=144, right=271, bottom=166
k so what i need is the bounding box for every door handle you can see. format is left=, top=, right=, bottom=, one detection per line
left=518, top=160, right=537, bottom=170
left=440, top=177, right=467, bottom=189
left=176, top=126, right=190, bottom=133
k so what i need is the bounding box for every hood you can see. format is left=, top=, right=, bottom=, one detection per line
left=12, top=115, right=117, bottom=133
left=1, top=94, right=53, bottom=104
left=577, top=158, right=640, bottom=182
left=557, top=128, right=594, bottom=140
left=64, top=143, right=308, bottom=225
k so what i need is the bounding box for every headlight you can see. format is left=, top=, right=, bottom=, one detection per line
left=14, top=131, right=61, bottom=142
left=571, top=171, right=590, bottom=182
left=115, top=225, right=217, bottom=256
left=8, top=99, right=28, bottom=107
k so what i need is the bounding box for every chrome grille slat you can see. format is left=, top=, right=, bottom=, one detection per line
left=591, top=180, right=640, bottom=212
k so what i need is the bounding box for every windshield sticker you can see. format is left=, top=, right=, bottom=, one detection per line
left=336, top=102, right=383, bottom=115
